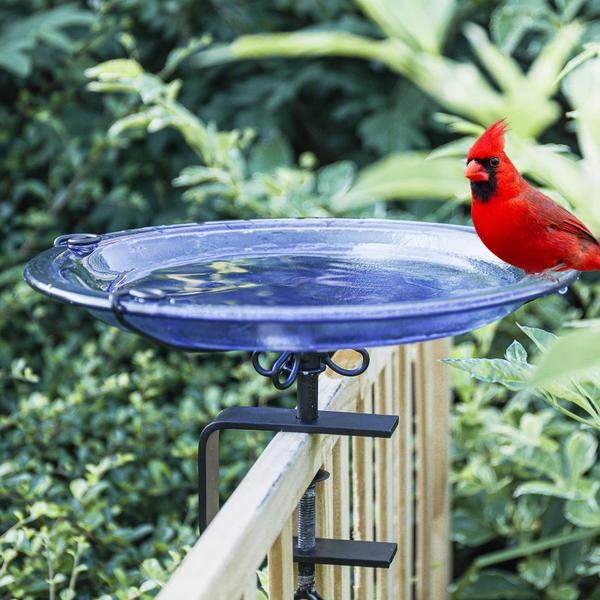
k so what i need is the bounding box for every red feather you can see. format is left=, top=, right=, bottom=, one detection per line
left=467, top=119, right=508, bottom=162
left=466, top=120, right=600, bottom=273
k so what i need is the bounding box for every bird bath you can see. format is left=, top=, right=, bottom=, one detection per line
left=25, top=218, right=576, bottom=599
left=25, top=219, right=575, bottom=351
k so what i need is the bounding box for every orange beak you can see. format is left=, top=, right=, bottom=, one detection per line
left=465, top=160, right=489, bottom=182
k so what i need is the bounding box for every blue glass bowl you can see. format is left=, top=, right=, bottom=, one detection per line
left=24, top=219, right=576, bottom=351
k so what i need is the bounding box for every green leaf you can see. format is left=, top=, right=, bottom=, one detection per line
left=514, top=481, right=567, bottom=499
left=565, top=499, right=600, bottom=527
left=138, top=579, right=159, bottom=593
left=452, top=509, right=497, bottom=546
left=257, top=568, right=269, bottom=591
left=108, top=112, right=152, bottom=137
left=515, top=478, right=599, bottom=501
left=0, top=575, right=15, bottom=587
left=490, top=2, right=552, bottom=55
left=561, top=55, right=600, bottom=168
left=334, top=152, right=466, bottom=211
left=85, top=59, right=144, bottom=81
left=0, top=50, right=30, bottom=77
left=317, top=161, right=356, bottom=199
left=530, top=326, right=600, bottom=385
left=442, top=357, right=531, bottom=391
left=505, top=340, right=528, bottom=363
left=353, top=0, right=455, bottom=53
left=248, top=132, right=293, bottom=173
left=554, top=44, right=600, bottom=85
left=464, top=23, right=526, bottom=92
left=163, top=35, right=212, bottom=76
left=0, top=5, right=95, bottom=77
left=529, top=21, right=583, bottom=95
left=547, top=584, right=579, bottom=600
left=427, top=137, right=472, bottom=160
left=555, top=0, right=587, bottom=20
left=358, top=84, right=430, bottom=154
left=517, top=556, right=555, bottom=590
left=517, top=324, right=557, bottom=352
left=141, top=558, right=166, bottom=580
left=39, top=29, right=74, bottom=53
left=456, top=569, right=537, bottom=599
left=173, top=166, right=229, bottom=187
left=565, top=431, right=597, bottom=479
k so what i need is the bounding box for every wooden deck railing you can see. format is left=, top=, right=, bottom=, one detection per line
left=158, top=341, right=451, bottom=600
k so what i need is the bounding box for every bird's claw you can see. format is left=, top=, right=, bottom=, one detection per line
left=533, top=267, right=564, bottom=284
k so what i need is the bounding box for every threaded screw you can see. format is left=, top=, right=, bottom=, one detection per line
left=294, top=470, right=329, bottom=600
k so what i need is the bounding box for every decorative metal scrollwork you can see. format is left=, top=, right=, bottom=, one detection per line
left=251, top=349, right=370, bottom=390
left=323, top=349, right=370, bottom=377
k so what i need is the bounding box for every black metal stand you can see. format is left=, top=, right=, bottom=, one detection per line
left=108, top=290, right=398, bottom=598
left=197, top=350, right=398, bottom=599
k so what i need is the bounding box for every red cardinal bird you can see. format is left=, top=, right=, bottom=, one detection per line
left=465, top=119, right=600, bottom=273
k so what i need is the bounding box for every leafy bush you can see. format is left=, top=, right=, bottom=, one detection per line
left=447, top=325, right=600, bottom=598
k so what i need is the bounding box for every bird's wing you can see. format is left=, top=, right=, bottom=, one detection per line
left=526, top=187, right=599, bottom=246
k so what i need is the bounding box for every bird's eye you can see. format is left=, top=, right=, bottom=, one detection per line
left=490, top=157, right=500, bottom=167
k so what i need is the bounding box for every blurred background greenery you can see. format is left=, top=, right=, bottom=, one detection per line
left=4, top=0, right=600, bottom=597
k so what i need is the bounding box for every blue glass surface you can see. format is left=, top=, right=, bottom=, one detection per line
left=24, top=219, right=577, bottom=351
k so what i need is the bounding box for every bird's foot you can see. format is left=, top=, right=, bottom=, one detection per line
left=533, top=265, right=566, bottom=284
left=540, top=272, right=560, bottom=284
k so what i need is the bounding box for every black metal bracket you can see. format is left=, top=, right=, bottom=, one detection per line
left=197, top=406, right=398, bottom=530
left=294, top=537, right=398, bottom=568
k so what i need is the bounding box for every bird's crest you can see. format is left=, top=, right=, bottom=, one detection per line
left=467, top=119, right=508, bottom=160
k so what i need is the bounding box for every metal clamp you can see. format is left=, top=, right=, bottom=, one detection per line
left=197, top=405, right=398, bottom=531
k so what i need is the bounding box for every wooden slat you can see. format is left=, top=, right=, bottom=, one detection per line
left=415, top=343, right=432, bottom=600
left=428, top=339, right=452, bottom=598
left=158, top=346, right=395, bottom=600
left=352, top=382, right=375, bottom=600
left=414, top=339, right=451, bottom=600
left=394, top=345, right=415, bottom=600
left=332, top=437, right=351, bottom=600
left=375, top=365, right=395, bottom=600
left=316, top=453, right=335, bottom=598
left=267, top=516, right=294, bottom=599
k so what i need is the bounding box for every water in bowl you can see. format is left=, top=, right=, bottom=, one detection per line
left=126, top=252, right=511, bottom=308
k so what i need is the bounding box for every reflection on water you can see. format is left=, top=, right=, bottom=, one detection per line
left=125, top=253, right=510, bottom=307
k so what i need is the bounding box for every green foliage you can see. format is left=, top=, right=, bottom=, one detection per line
left=531, top=323, right=600, bottom=385
left=449, top=326, right=600, bottom=597
left=191, top=0, right=600, bottom=233
left=3, top=0, right=600, bottom=597
left=445, top=323, right=600, bottom=430
left=0, top=4, right=95, bottom=77
left=84, top=57, right=353, bottom=220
